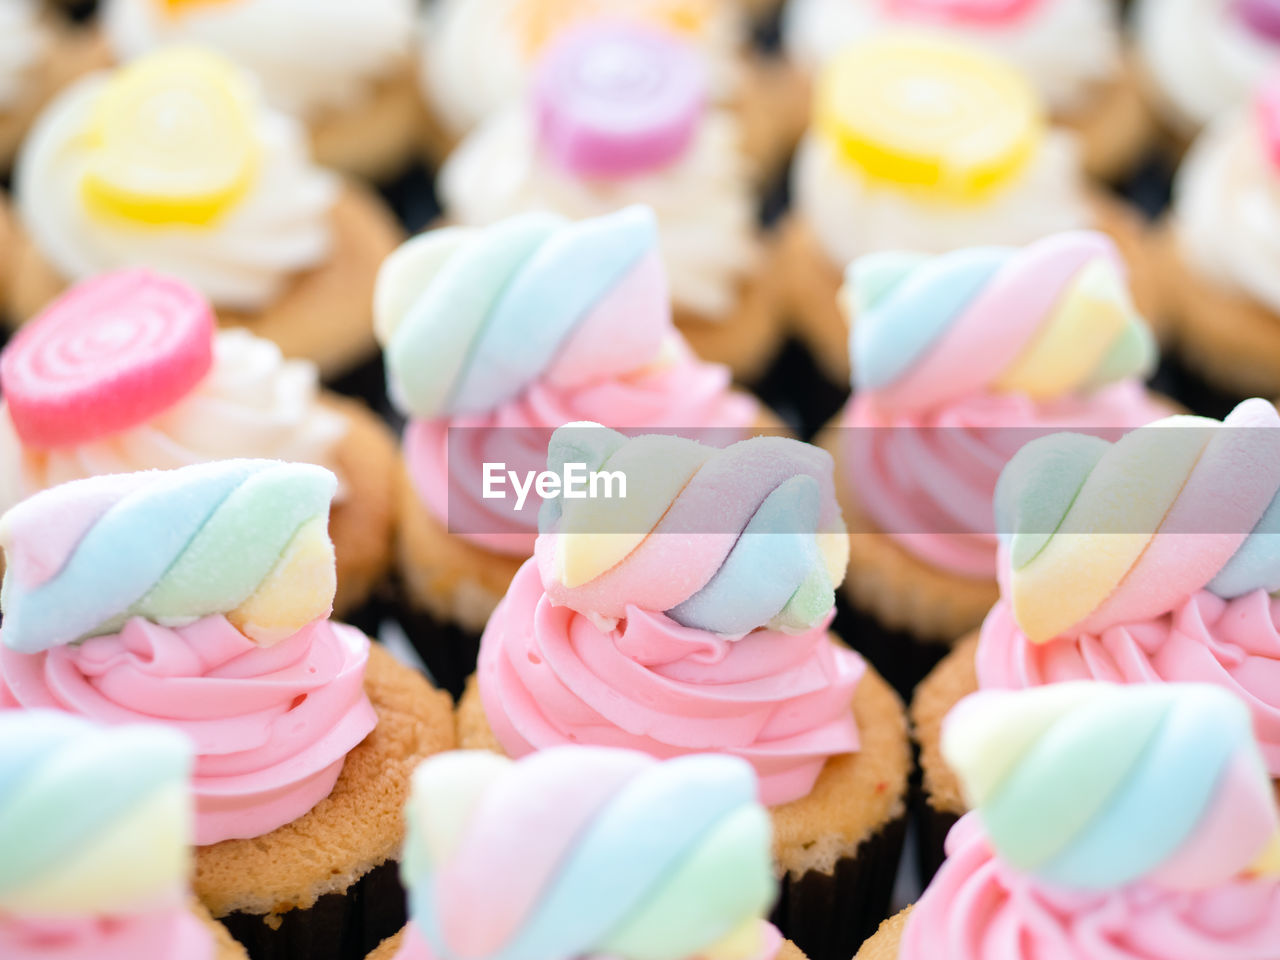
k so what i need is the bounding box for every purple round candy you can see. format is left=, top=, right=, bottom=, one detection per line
left=533, top=20, right=707, bottom=179
left=1238, top=0, right=1280, bottom=43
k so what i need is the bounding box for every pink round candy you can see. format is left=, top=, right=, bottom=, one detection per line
left=1257, top=75, right=1280, bottom=170
left=533, top=20, right=707, bottom=179
left=885, top=0, right=1039, bottom=25
left=1, top=269, right=215, bottom=449
left=1237, top=0, right=1280, bottom=42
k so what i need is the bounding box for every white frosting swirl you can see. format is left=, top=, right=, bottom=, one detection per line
left=439, top=106, right=759, bottom=318
left=783, top=0, right=1121, bottom=112
left=1174, top=107, right=1280, bottom=314
left=790, top=128, right=1092, bottom=266
left=102, top=0, right=417, bottom=119
left=0, top=329, right=348, bottom=512
left=421, top=0, right=746, bottom=138
left=1135, top=0, right=1280, bottom=133
left=15, top=71, right=337, bottom=312
left=0, top=0, right=49, bottom=109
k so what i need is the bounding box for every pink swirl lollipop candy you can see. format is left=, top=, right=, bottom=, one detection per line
left=533, top=20, right=707, bottom=179
left=0, top=269, right=215, bottom=449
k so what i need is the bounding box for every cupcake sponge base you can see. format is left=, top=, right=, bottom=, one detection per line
left=1158, top=223, right=1280, bottom=398
left=1057, top=53, right=1155, bottom=184
left=4, top=184, right=403, bottom=380
left=911, top=632, right=979, bottom=823
left=308, top=61, right=426, bottom=183
left=0, top=196, right=13, bottom=313
left=196, top=643, right=454, bottom=927
left=327, top=394, right=399, bottom=619
left=910, top=631, right=979, bottom=885
left=852, top=909, right=911, bottom=960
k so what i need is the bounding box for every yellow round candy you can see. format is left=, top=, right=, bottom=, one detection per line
left=513, top=0, right=712, bottom=58
left=159, top=0, right=241, bottom=13
left=815, top=36, right=1044, bottom=202
left=81, top=48, right=259, bottom=227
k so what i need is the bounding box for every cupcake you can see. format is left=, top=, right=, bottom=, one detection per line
left=420, top=0, right=801, bottom=176
left=822, top=231, right=1170, bottom=693
left=377, top=205, right=774, bottom=692
left=859, top=682, right=1280, bottom=960
left=99, top=0, right=421, bottom=181
left=459, top=422, right=913, bottom=960
left=0, top=0, right=107, bottom=172
left=1160, top=77, right=1280, bottom=399
left=778, top=34, right=1155, bottom=385
left=437, top=22, right=781, bottom=381
left=782, top=0, right=1148, bottom=181
left=367, top=746, right=807, bottom=960
left=0, top=460, right=456, bottom=960
left=0, top=269, right=397, bottom=618
left=5, top=47, right=403, bottom=379
left=0, top=710, right=248, bottom=960
left=1134, top=0, right=1280, bottom=141
left=912, top=398, right=1280, bottom=880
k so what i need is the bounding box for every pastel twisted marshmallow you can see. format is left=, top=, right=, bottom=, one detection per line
left=0, top=710, right=192, bottom=917
left=401, top=747, right=777, bottom=960
left=375, top=206, right=671, bottom=419
left=0, top=459, right=337, bottom=653
left=534, top=423, right=848, bottom=636
left=996, top=397, right=1280, bottom=643
left=943, top=683, right=1280, bottom=891
left=850, top=231, right=1155, bottom=411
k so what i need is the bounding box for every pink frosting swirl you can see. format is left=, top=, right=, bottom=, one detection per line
left=975, top=591, right=1280, bottom=775
left=842, top=381, right=1169, bottom=577
left=406, top=339, right=758, bottom=557
left=0, top=905, right=213, bottom=960
left=476, top=560, right=864, bottom=806
left=901, top=814, right=1280, bottom=960
left=0, top=615, right=376, bottom=845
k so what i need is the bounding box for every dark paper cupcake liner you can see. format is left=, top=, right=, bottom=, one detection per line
left=220, top=860, right=405, bottom=960
left=753, top=338, right=848, bottom=441
left=339, top=580, right=402, bottom=645
left=395, top=602, right=482, bottom=701
left=1148, top=354, right=1247, bottom=422
left=833, top=600, right=950, bottom=703
left=913, top=801, right=961, bottom=893
left=325, top=352, right=401, bottom=426
left=376, top=162, right=442, bottom=236
left=772, top=813, right=907, bottom=960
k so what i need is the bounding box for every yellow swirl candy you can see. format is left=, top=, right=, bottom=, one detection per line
left=815, top=36, right=1043, bottom=203
left=513, top=0, right=714, bottom=57
left=81, top=48, right=259, bottom=227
